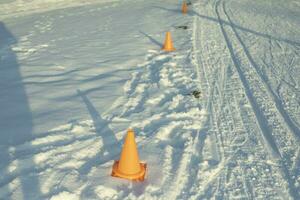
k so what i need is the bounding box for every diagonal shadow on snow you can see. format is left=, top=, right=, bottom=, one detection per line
left=77, top=89, right=120, bottom=174
left=0, top=22, right=42, bottom=200
left=139, top=31, right=162, bottom=48
left=152, top=5, right=180, bottom=14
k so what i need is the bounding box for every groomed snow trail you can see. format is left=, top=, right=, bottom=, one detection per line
left=188, top=0, right=300, bottom=199
left=0, top=0, right=299, bottom=199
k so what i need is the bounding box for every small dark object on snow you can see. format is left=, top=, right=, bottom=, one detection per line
left=175, top=25, right=188, bottom=30
left=191, top=90, right=201, bottom=98
left=187, top=0, right=192, bottom=5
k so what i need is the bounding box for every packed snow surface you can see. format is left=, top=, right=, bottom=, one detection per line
left=0, top=0, right=299, bottom=199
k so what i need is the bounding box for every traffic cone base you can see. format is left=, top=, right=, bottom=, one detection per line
left=111, top=161, right=147, bottom=181
left=162, top=46, right=176, bottom=52
left=111, top=128, right=147, bottom=181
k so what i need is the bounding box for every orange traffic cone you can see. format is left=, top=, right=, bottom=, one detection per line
left=111, top=128, right=147, bottom=181
left=182, top=1, right=188, bottom=14
left=162, top=32, right=176, bottom=52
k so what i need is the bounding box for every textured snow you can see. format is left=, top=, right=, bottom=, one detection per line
left=0, top=0, right=300, bottom=199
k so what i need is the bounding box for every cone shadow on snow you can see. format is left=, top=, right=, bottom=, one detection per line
left=139, top=31, right=162, bottom=48
left=0, top=22, right=41, bottom=200
left=152, top=6, right=180, bottom=14
left=115, top=181, right=148, bottom=197
left=77, top=89, right=120, bottom=174
left=131, top=181, right=148, bottom=196
left=190, top=10, right=300, bottom=47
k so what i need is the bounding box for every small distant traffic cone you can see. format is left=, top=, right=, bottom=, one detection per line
left=182, top=1, right=188, bottom=14
left=162, top=32, right=176, bottom=52
left=111, top=128, right=147, bottom=181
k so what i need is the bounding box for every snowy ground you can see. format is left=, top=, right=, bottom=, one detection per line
left=0, top=0, right=299, bottom=199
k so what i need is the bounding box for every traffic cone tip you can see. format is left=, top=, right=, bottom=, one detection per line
left=111, top=161, right=147, bottom=181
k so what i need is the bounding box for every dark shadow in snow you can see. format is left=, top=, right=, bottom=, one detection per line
left=0, top=22, right=41, bottom=200
left=174, top=25, right=188, bottom=30
left=139, top=31, right=162, bottom=48
left=115, top=181, right=148, bottom=198
left=77, top=89, right=120, bottom=174
left=190, top=10, right=300, bottom=47
left=152, top=6, right=180, bottom=14
left=132, top=181, right=148, bottom=196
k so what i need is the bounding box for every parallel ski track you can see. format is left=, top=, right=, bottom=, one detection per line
left=215, top=0, right=300, bottom=199
left=223, top=2, right=300, bottom=141
left=182, top=0, right=300, bottom=198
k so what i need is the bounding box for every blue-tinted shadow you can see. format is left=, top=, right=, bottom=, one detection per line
left=77, top=89, right=120, bottom=174
left=139, top=31, right=162, bottom=48
left=0, top=22, right=41, bottom=199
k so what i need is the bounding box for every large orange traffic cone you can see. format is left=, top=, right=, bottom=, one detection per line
left=111, top=128, right=147, bottom=181
left=162, top=32, right=176, bottom=52
left=182, top=1, right=188, bottom=14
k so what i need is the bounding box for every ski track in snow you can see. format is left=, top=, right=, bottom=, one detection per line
left=186, top=0, right=299, bottom=199
left=0, top=0, right=300, bottom=199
